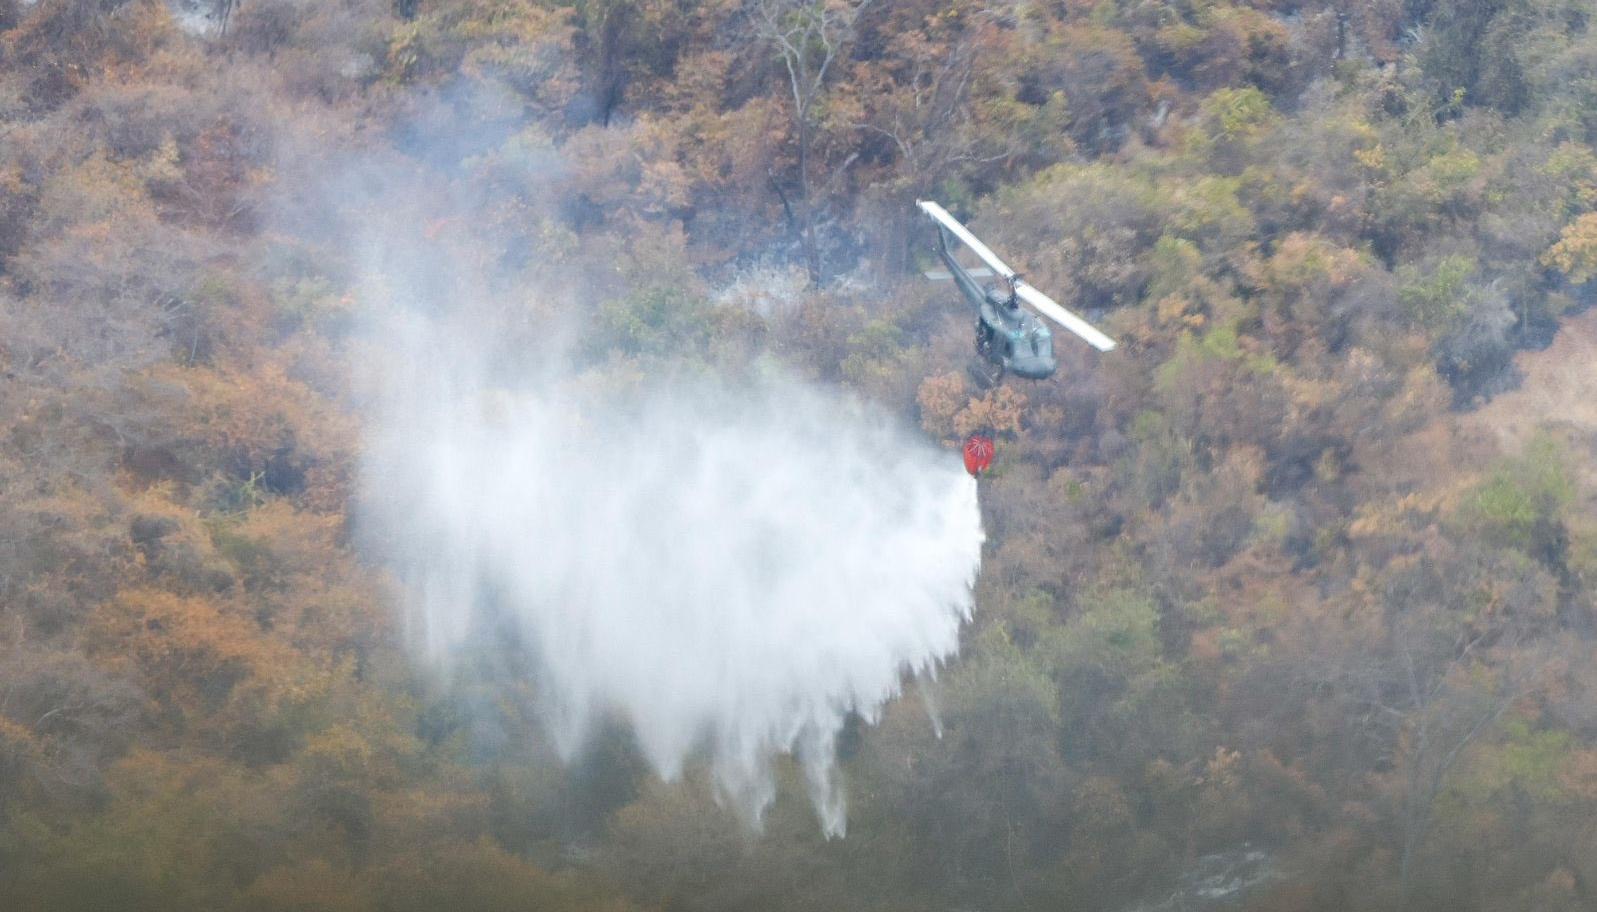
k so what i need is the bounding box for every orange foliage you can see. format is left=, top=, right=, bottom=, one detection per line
left=1543, top=212, right=1597, bottom=284
left=915, top=370, right=967, bottom=440
left=153, top=360, right=356, bottom=510
left=916, top=371, right=1029, bottom=440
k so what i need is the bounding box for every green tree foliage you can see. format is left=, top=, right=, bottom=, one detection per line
left=1454, top=434, right=1575, bottom=556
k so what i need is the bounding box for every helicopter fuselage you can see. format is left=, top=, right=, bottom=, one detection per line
left=979, top=295, right=1057, bottom=379
left=933, top=225, right=1058, bottom=380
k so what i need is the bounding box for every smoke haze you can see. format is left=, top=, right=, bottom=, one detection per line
left=355, top=197, right=984, bottom=835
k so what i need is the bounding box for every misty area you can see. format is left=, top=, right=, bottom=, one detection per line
left=4, top=1, right=1597, bottom=911
left=358, top=191, right=983, bottom=834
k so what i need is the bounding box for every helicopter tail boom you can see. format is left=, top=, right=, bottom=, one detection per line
left=928, top=215, right=993, bottom=312
left=916, top=200, right=1018, bottom=281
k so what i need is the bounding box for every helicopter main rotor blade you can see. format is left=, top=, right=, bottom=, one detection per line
left=923, top=267, right=994, bottom=281
left=916, top=200, right=1017, bottom=280
left=1014, top=283, right=1117, bottom=352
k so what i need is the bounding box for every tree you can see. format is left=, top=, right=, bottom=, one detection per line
left=1543, top=212, right=1597, bottom=285
left=753, top=0, right=872, bottom=286
left=0, top=648, right=144, bottom=809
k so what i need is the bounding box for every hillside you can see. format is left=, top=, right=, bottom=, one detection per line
left=5, top=1, right=1597, bottom=911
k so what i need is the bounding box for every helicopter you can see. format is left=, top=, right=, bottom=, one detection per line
left=918, top=200, right=1115, bottom=384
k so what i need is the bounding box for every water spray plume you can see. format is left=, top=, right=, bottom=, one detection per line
left=354, top=208, right=982, bottom=839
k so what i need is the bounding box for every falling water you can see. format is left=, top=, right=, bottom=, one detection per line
left=361, top=303, right=984, bottom=835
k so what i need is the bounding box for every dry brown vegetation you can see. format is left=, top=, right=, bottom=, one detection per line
left=6, top=0, right=1597, bottom=910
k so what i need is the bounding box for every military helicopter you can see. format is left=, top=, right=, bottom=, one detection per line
left=918, top=200, right=1115, bottom=384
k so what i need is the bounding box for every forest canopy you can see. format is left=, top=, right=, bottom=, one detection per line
left=4, top=0, right=1597, bottom=910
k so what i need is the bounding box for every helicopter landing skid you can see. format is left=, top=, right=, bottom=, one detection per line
left=967, top=358, right=1005, bottom=390
left=970, top=320, right=1004, bottom=389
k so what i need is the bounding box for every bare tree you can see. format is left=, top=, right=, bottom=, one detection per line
left=753, top=0, right=873, bottom=286
left=1388, top=625, right=1543, bottom=893
left=0, top=648, right=144, bottom=808
left=847, top=22, right=1021, bottom=273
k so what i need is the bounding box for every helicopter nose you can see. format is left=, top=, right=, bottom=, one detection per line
left=1010, top=358, right=1056, bottom=380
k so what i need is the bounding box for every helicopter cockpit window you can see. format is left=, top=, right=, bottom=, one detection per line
left=1029, top=326, right=1052, bottom=355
